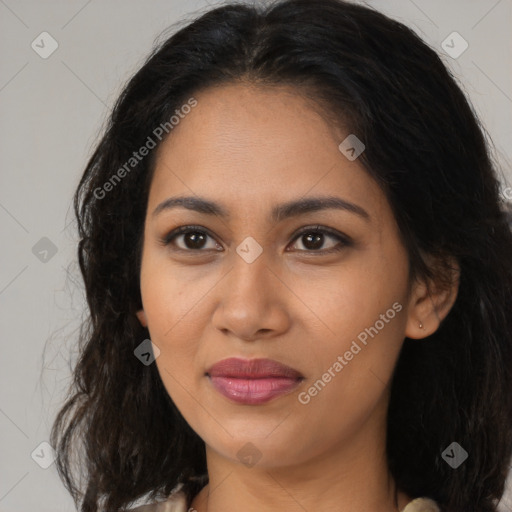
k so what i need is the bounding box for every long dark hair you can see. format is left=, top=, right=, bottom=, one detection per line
left=50, top=1, right=512, bottom=511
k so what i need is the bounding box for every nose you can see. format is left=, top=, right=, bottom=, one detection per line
left=211, top=246, right=291, bottom=342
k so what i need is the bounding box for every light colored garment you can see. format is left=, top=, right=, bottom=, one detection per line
left=403, top=497, right=441, bottom=512
left=128, top=490, right=188, bottom=512
left=128, top=490, right=441, bottom=512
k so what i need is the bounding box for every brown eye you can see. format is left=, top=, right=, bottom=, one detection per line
left=298, top=232, right=326, bottom=250
left=181, top=231, right=208, bottom=249
left=288, top=226, right=351, bottom=253
left=162, top=226, right=222, bottom=251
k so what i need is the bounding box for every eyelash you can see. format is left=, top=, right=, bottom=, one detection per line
left=159, top=224, right=352, bottom=255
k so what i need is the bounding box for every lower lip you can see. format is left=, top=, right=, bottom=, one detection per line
left=208, top=376, right=302, bottom=404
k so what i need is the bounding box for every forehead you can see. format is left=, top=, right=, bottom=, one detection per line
left=148, top=82, right=386, bottom=221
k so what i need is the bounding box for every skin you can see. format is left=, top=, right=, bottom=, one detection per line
left=136, top=82, right=459, bottom=512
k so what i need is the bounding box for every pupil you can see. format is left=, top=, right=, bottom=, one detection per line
left=186, top=232, right=206, bottom=249
left=304, top=233, right=323, bottom=250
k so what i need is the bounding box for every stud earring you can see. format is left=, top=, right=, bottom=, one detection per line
left=419, top=322, right=424, bottom=329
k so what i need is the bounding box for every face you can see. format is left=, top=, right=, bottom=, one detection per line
left=137, top=82, right=422, bottom=469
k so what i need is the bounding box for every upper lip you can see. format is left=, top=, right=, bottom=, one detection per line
left=206, top=357, right=304, bottom=379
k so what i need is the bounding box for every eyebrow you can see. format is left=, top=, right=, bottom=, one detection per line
left=152, top=195, right=370, bottom=223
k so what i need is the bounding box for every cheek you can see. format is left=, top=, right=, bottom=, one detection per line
left=292, top=247, right=408, bottom=412
left=291, top=306, right=406, bottom=460
left=294, top=250, right=408, bottom=346
left=140, top=250, right=211, bottom=344
left=150, top=318, right=205, bottom=429
left=139, top=259, right=207, bottom=399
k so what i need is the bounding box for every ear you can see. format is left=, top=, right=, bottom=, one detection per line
left=136, top=309, right=148, bottom=328
left=405, top=256, right=460, bottom=340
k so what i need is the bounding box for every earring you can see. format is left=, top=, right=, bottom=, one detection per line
left=419, top=322, right=424, bottom=329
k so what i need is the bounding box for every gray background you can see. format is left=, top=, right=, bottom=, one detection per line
left=0, top=1, right=511, bottom=511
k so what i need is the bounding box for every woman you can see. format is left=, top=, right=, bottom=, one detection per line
left=51, top=1, right=512, bottom=511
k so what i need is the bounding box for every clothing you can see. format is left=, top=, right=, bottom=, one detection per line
left=128, top=491, right=186, bottom=512
left=128, top=490, right=441, bottom=512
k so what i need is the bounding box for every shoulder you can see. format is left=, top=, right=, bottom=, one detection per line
left=402, top=497, right=441, bottom=512
left=127, top=490, right=189, bottom=512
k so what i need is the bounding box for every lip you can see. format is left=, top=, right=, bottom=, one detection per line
left=206, top=357, right=304, bottom=405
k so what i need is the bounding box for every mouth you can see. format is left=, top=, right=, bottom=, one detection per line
left=205, top=357, right=304, bottom=405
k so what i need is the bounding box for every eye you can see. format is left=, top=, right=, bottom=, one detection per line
left=288, top=225, right=351, bottom=253
left=160, top=224, right=352, bottom=254
left=160, top=225, right=222, bottom=252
